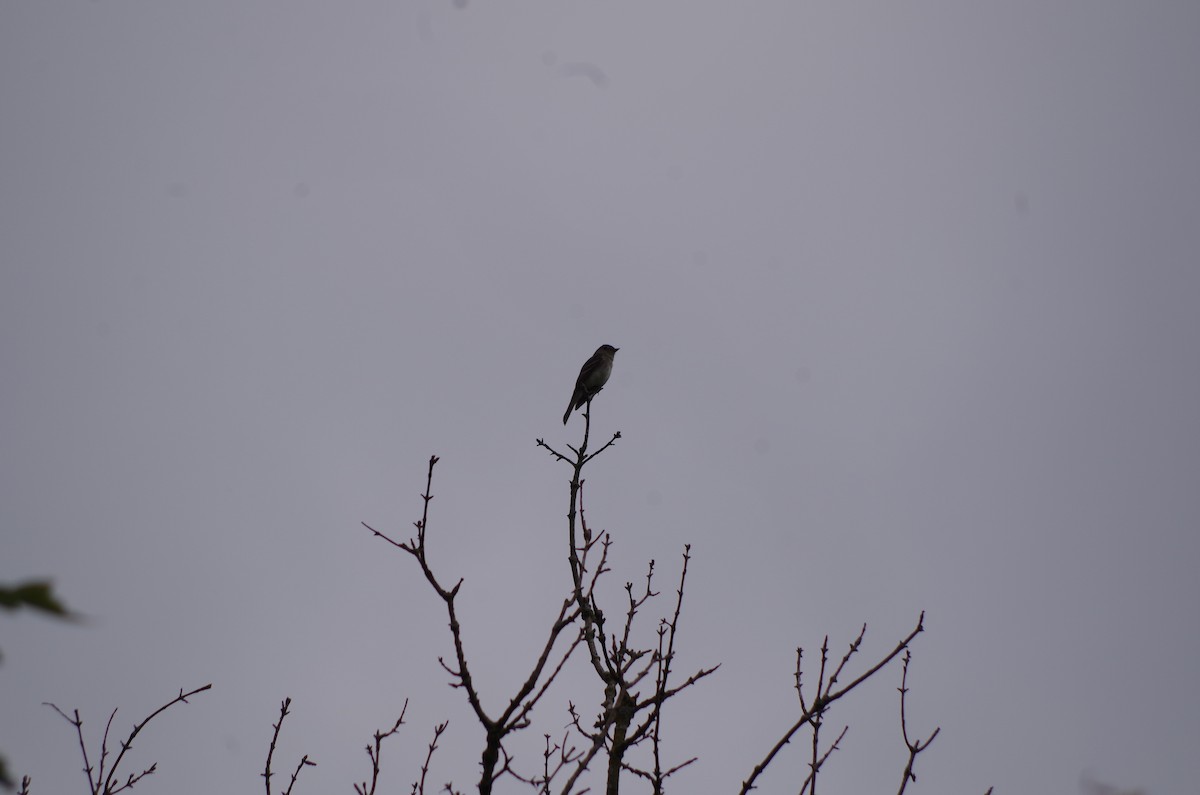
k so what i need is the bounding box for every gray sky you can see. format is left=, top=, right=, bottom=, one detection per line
left=3, top=2, right=1199, bottom=793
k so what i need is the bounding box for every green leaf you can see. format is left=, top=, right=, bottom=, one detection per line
left=0, top=751, right=13, bottom=789
left=0, top=580, right=71, bottom=618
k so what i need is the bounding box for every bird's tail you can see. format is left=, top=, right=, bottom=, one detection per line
left=563, top=389, right=580, bottom=424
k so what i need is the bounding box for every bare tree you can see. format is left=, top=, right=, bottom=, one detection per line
left=537, top=404, right=717, bottom=794
left=30, top=399, right=981, bottom=795
left=352, top=397, right=970, bottom=793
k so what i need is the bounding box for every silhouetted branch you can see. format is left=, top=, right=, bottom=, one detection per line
left=414, top=721, right=448, bottom=795
left=548, top=406, right=719, bottom=795
left=262, top=698, right=314, bottom=795
left=363, top=455, right=586, bottom=795
left=740, top=614, right=925, bottom=794
left=353, top=701, right=408, bottom=795
left=43, top=704, right=93, bottom=792
left=44, top=684, right=210, bottom=795
left=508, top=732, right=580, bottom=794
left=512, top=630, right=587, bottom=731
left=351, top=387, right=965, bottom=794
left=560, top=702, right=608, bottom=795
left=896, top=651, right=940, bottom=795
left=800, top=724, right=848, bottom=795
left=282, top=755, right=314, bottom=795
left=622, top=550, right=720, bottom=767
left=362, top=456, right=488, bottom=729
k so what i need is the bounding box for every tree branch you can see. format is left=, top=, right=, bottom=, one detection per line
left=45, top=684, right=211, bottom=795
left=740, top=613, right=925, bottom=794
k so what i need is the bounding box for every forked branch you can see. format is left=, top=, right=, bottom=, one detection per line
left=262, top=697, right=315, bottom=795
left=740, top=613, right=926, bottom=794
left=45, top=683, right=212, bottom=795
left=896, top=650, right=941, bottom=795
left=362, top=455, right=584, bottom=795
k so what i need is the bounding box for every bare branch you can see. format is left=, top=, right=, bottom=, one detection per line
left=45, top=683, right=211, bottom=795
left=263, top=698, right=288, bottom=795
left=43, top=704, right=94, bottom=792
left=263, top=697, right=315, bottom=795
left=362, top=454, right=591, bottom=795
left=98, top=708, right=117, bottom=790
left=560, top=703, right=608, bottom=795
left=535, top=438, right=572, bottom=464
left=824, top=624, right=867, bottom=698
left=582, top=431, right=621, bottom=465
left=739, top=613, right=925, bottom=794
left=799, top=725, right=849, bottom=795
left=896, top=651, right=940, bottom=795
left=354, top=700, right=408, bottom=795
left=511, top=629, right=587, bottom=731
left=415, top=722, right=449, bottom=795
left=362, top=457, right=490, bottom=732
left=282, top=756, right=315, bottom=795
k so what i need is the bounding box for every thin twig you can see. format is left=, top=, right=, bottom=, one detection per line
left=263, top=697, right=315, bottom=795
left=282, top=756, right=315, bottom=795
left=799, top=725, right=849, bottom=795
left=262, top=698, right=289, bottom=795
left=43, top=704, right=94, bottom=792
left=354, top=700, right=408, bottom=795
left=739, top=613, right=926, bottom=794
left=363, top=454, right=587, bottom=795
left=45, top=683, right=211, bottom=795
left=415, top=722, right=449, bottom=795
left=896, top=650, right=940, bottom=795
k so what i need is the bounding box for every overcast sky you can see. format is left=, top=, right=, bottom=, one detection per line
left=3, top=3, right=1199, bottom=794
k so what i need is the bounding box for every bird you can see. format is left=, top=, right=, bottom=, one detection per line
left=563, top=345, right=619, bottom=424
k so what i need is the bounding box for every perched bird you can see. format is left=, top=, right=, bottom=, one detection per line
left=563, top=345, right=619, bottom=424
